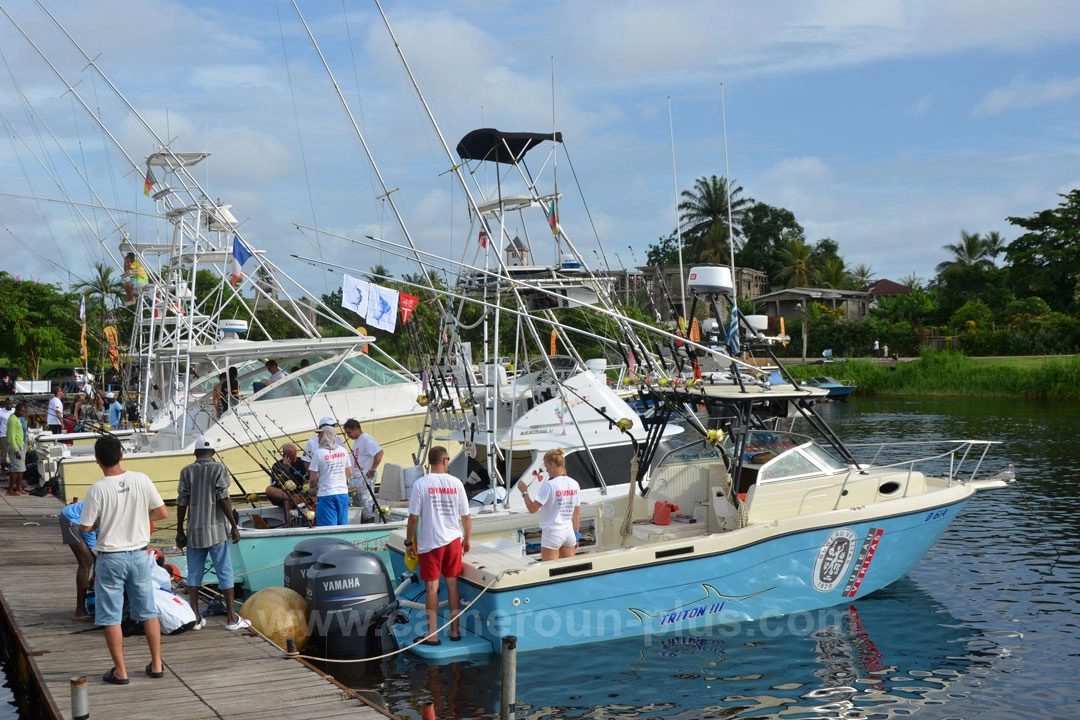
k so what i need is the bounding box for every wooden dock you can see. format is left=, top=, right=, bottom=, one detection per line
left=0, top=493, right=397, bottom=719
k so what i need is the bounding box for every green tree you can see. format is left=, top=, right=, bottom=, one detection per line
left=852, top=263, right=874, bottom=289
left=1006, top=189, right=1080, bottom=313
left=820, top=257, right=852, bottom=290
left=736, top=202, right=804, bottom=288
left=70, top=262, right=124, bottom=377
left=936, top=230, right=993, bottom=275
left=982, top=231, right=1008, bottom=265
left=0, top=272, right=79, bottom=378
left=775, top=238, right=817, bottom=288
left=644, top=233, right=688, bottom=267
left=678, top=175, right=753, bottom=264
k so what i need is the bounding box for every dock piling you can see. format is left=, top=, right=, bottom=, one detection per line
left=70, top=676, right=89, bottom=720
left=500, top=635, right=517, bottom=720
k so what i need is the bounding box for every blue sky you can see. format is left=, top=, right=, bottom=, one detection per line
left=1, top=0, right=1079, bottom=299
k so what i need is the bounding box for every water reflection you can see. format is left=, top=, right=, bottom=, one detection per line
left=370, top=578, right=1011, bottom=719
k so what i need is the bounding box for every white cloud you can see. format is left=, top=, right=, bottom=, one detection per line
left=908, top=95, right=932, bottom=116
left=973, top=75, right=1080, bottom=116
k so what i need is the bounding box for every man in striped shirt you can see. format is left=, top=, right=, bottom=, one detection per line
left=175, top=436, right=249, bottom=631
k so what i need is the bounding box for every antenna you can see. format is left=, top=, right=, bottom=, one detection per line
left=668, top=97, right=686, bottom=322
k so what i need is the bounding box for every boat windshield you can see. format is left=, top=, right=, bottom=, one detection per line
left=656, top=439, right=727, bottom=468
left=258, top=354, right=410, bottom=400
left=736, top=430, right=850, bottom=484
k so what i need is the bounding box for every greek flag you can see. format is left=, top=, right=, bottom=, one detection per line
left=725, top=308, right=740, bottom=356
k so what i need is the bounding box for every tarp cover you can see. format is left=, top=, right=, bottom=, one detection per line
left=456, top=128, right=563, bottom=164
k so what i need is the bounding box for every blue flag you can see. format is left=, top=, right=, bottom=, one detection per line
left=231, top=236, right=253, bottom=287
left=725, top=308, right=741, bottom=356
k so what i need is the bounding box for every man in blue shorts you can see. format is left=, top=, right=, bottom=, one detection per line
left=79, top=435, right=169, bottom=684
left=175, top=436, right=249, bottom=631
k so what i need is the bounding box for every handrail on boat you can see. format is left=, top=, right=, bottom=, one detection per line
left=846, top=439, right=1001, bottom=483
left=830, top=439, right=1000, bottom=511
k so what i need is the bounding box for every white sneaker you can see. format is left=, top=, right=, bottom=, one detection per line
left=192, top=617, right=206, bottom=631
left=225, top=617, right=251, bottom=631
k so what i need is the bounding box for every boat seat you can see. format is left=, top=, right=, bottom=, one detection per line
left=379, top=463, right=407, bottom=504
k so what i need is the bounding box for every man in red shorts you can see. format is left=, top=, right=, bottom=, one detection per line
left=404, top=445, right=471, bottom=645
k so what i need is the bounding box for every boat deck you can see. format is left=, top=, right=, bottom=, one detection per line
left=0, top=494, right=397, bottom=719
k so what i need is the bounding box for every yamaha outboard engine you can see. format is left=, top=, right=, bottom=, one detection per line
left=283, top=537, right=355, bottom=595
left=306, top=547, right=399, bottom=659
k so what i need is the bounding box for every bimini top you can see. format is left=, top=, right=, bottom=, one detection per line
left=456, top=128, right=563, bottom=164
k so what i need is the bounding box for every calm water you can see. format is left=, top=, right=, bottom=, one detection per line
left=5, top=396, right=1079, bottom=718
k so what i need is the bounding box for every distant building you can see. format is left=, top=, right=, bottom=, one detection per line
left=752, top=287, right=871, bottom=323
left=863, top=279, right=911, bottom=298
left=636, top=265, right=768, bottom=319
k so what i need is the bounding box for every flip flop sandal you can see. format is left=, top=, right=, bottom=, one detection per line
left=145, top=663, right=164, bottom=678
left=102, top=667, right=129, bottom=685
left=415, top=636, right=442, bottom=646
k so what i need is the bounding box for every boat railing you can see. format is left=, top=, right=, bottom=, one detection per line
left=847, top=439, right=1001, bottom=484
left=827, top=440, right=1001, bottom=510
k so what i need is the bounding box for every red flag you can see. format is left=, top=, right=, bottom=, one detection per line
left=478, top=230, right=489, bottom=248
left=399, top=293, right=419, bottom=325
left=143, top=175, right=153, bottom=196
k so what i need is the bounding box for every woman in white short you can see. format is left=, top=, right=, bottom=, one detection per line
left=518, top=448, right=581, bottom=560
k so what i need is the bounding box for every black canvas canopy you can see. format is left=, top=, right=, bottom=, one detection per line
left=456, top=128, right=563, bottom=164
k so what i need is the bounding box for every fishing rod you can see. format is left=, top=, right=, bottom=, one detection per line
left=293, top=228, right=759, bottom=377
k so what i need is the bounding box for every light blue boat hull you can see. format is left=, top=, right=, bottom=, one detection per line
left=230, top=527, right=394, bottom=595
left=390, top=499, right=968, bottom=654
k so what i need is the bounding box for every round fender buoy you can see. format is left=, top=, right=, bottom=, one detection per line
left=240, top=587, right=310, bottom=651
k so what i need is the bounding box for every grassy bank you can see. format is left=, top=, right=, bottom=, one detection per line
left=786, top=350, right=1080, bottom=400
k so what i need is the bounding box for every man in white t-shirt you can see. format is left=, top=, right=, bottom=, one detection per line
left=264, top=359, right=286, bottom=384
left=308, top=419, right=352, bottom=526
left=79, top=435, right=169, bottom=684
left=301, top=416, right=344, bottom=471
left=343, top=418, right=384, bottom=520
left=405, top=446, right=471, bottom=645
left=47, top=385, right=65, bottom=434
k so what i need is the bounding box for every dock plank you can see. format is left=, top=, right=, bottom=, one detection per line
left=0, top=494, right=396, bottom=719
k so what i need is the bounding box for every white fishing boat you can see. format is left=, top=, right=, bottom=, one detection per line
left=1, top=24, right=429, bottom=502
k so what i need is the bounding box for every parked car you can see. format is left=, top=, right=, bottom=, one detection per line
left=41, top=366, right=95, bottom=393
left=0, top=366, right=23, bottom=393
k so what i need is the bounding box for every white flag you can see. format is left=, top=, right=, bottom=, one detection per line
left=341, top=274, right=370, bottom=319
left=366, top=283, right=399, bottom=333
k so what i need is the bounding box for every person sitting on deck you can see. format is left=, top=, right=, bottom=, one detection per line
left=267, top=443, right=308, bottom=521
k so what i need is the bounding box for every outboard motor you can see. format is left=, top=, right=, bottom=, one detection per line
left=283, top=537, right=355, bottom=595
left=305, top=547, right=399, bottom=659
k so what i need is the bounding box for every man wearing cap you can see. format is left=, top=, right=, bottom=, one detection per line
left=301, top=416, right=344, bottom=472
left=175, top=436, right=249, bottom=631
left=308, top=418, right=352, bottom=526
left=106, top=392, right=124, bottom=428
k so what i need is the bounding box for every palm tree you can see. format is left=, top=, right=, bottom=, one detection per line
left=899, top=273, right=923, bottom=290
left=820, top=257, right=851, bottom=289
left=366, top=264, right=393, bottom=284
left=936, top=231, right=993, bottom=274
left=678, top=175, right=753, bottom=265
left=982, top=231, right=1008, bottom=265
left=775, top=238, right=817, bottom=288
left=852, top=263, right=874, bottom=289
left=71, top=261, right=124, bottom=379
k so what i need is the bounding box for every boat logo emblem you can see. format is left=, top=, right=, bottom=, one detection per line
left=813, top=529, right=858, bottom=592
